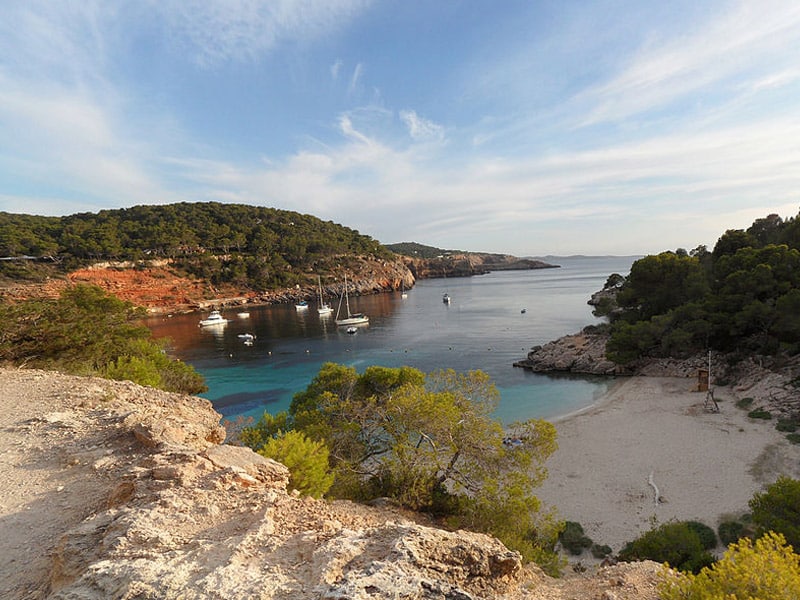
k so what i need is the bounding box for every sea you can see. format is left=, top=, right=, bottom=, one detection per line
left=144, top=256, right=640, bottom=426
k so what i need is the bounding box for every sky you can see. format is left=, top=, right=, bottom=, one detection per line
left=1, top=1, right=800, bottom=256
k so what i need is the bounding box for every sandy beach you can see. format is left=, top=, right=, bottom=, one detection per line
left=536, top=375, right=800, bottom=553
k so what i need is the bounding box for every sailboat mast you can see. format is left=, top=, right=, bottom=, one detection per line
left=344, top=273, right=351, bottom=317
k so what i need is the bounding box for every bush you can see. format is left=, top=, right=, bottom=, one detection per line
left=750, top=476, right=800, bottom=549
left=776, top=419, right=799, bottom=433
left=659, top=532, right=800, bottom=599
left=736, top=397, right=754, bottom=409
left=717, top=520, right=745, bottom=546
left=747, top=408, right=772, bottom=420
left=787, top=433, right=800, bottom=445
left=591, top=543, right=613, bottom=559
left=257, top=430, right=334, bottom=498
left=559, top=521, right=593, bottom=556
left=686, top=521, right=717, bottom=550
left=619, top=522, right=715, bottom=574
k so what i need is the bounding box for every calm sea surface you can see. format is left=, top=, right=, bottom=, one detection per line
left=144, top=256, right=639, bottom=425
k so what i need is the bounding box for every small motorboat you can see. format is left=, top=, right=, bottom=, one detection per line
left=521, top=308, right=527, bottom=314
left=199, top=310, right=228, bottom=327
left=442, top=293, right=451, bottom=304
left=295, top=300, right=309, bottom=310
left=237, top=333, right=255, bottom=346
left=237, top=311, right=251, bottom=318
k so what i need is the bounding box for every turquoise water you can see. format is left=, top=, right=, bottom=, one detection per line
left=144, top=256, right=639, bottom=425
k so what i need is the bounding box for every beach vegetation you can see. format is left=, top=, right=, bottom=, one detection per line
left=787, top=433, right=800, bottom=444
left=749, top=476, right=800, bottom=549
left=241, top=362, right=562, bottom=573
left=591, top=543, right=613, bottom=559
left=619, top=521, right=715, bottom=574
left=735, top=397, right=754, bottom=409
left=658, top=532, right=800, bottom=600
left=0, top=284, right=206, bottom=394
left=685, top=520, right=718, bottom=550
left=605, top=211, right=800, bottom=365
left=558, top=521, right=593, bottom=555
left=776, top=419, right=799, bottom=432
left=717, top=520, right=747, bottom=546
left=747, top=407, right=772, bottom=420
left=256, top=430, right=334, bottom=498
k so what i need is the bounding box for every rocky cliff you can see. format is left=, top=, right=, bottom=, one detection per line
left=0, top=255, right=416, bottom=315
left=0, top=369, right=665, bottom=599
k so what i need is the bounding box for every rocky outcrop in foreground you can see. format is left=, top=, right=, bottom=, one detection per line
left=0, top=368, right=665, bottom=599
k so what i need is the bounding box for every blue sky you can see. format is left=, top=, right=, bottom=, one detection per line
left=2, top=1, right=800, bottom=256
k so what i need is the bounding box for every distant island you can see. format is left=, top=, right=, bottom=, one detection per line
left=386, top=242, right=558, bottom=279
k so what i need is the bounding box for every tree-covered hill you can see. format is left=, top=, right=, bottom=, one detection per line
left=0, top=202, right=393, bottom=290
left=385, top=242, right=464, bottom=258
left=602, top=210, right=800, bottom=363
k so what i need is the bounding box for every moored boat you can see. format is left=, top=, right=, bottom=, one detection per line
left=199, top=310, right=228, bottom=327
left=335, top=273, right=369, bottom=326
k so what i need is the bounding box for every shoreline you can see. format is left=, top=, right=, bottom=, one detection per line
left=535, top=375, right=800, bottom=554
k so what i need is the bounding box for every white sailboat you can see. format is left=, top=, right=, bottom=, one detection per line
left=335, top=273, right=369, bottom=326
left=317, top=275, right=333, bottom=316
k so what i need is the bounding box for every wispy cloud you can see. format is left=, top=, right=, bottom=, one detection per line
left=150, top=0, right=372, bottom=67
left=577, top=1, right=800, bottom=125
left=400, top=110, right=445, bottom=142
left=330, top=59, right=343, bottom=80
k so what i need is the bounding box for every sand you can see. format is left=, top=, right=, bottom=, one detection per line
left=536, top=375, right=800, bottom=553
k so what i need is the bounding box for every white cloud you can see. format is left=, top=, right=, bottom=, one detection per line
left=348, top=62, right=364, bottom=95
left=399, top=110, right=444, bottom=142
left=330, top=59, right=343, bottom=80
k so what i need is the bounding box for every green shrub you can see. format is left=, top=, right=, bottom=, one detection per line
left=787, top=433, right=800, bottom=445
left=776, top=419, right=799, bottom=433
left=747, top=408, right=772, bottom=420
left=749, top=476, right=800, bottom=550
left=591, top=543, right=613, bottom=559
left=658, top=532, right=800, bottom=600
left=717, top=520, right=745, bottom=546
left=558, top=521, right=593, bottom=556
left=619, top=522, right=715, bottom=574
left=735, top=397, right=754, bottom=409
left=257, top=430, right=334, bottom=498
left=686, top=521, right=717, bottom=550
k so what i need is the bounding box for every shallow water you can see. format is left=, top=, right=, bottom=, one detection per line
left=145, top=256, right=639, bottom=425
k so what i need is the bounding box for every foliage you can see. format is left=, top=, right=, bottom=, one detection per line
left=0, top=203, right=393, bottom=288
left=685, top=521, right=717, bottom=550
left=735, top=397, right=754, bottom=409
left=747, top=408, right=772, bottom=420
left=659, top=532, right=800, bottom=600
left=717, top=519, right=748, bottom=546
left=776, top=419, right=799, bottom=432
left=257, top=430, right=334, bottom=498
left=604, top=210, right=800, bottom=364
left=591, top=543, right=612, bottom=559
left=385, top=241, right=461, bottom=258
left=787, top=433, right=800, bottom=445
left=241, top=362, right=561, bottom=572
left=619, top=521, right=715, bottom=574
left=749, top=476, right=800, bottom=549
left=0, top=284, right=206, bottom=394
left=558, top=521, right=593, bottom=555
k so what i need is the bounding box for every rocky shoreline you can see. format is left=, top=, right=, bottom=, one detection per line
left=514, top=328, right=800, bottom=419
